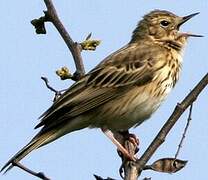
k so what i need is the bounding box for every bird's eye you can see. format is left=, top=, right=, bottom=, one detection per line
left=160, top=20, right=170, bottom=27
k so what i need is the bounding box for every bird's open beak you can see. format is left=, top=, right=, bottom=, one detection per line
left=178, top=12, right=203, bottom=37
left=179, top=12, right=200, bottom=26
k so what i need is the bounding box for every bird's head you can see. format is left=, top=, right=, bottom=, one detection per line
left=131, top=10, right=202, bottom=47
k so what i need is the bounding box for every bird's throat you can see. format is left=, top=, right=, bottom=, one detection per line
left=156, top=39, right=184, bottom=51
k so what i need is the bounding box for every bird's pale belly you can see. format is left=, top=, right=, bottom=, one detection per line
left=92, top=89, right=167, bottom=131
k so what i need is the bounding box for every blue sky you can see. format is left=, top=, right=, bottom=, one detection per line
left=0, top=1, right=207, bottom=180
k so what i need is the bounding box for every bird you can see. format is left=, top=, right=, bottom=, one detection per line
left=1, top=10, right=202, bottom=173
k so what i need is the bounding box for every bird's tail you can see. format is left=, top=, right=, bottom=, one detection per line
left=0, top=129, right=56, bottom=174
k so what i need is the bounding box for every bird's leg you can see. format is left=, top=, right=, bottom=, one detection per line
left=101, top=128, right=136, bottom=161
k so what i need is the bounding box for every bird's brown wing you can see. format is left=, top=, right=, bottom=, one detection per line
left=35, top=44, right=158, bottom=130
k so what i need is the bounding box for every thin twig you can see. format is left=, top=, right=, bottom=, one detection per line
left=135, top=73, right=208, bottom=177
left=41, top=76, right=63, bottom=101
left=12, top=161, right=50, bottom=180
left=41, top=77, right=59, bottom=94
left=175, top=103, right=193, bottom=159
left=43, top=0, right=85, bottom=80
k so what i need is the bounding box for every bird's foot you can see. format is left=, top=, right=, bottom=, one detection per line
left=101, top=128, right=137, bottom=161
left=119, top=131, right=140, bottom=154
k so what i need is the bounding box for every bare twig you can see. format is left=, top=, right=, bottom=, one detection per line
left=12, top=160, right=50, bottom=180
left=135, top=73, right=208, bottom=177
left=41, top=76, right=65, bottom=101
left=43, top=0, right=85, bottom=80
left=41, top=77, right=59, bottom=94
left=175, top=103, right=193, bottom=159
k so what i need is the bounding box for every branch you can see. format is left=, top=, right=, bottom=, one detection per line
left=41, top=77, right=66, bottom=101
left=43, top=0, right=85, bottom=80
left=123, top=141, right=138, bottom=180
left=135, top=73, right=208, bottom=177
left=12, top=161, right=50, bottom=180
left=174, top=103, right=193, bottom=159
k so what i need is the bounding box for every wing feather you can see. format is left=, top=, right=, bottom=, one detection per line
left=36, top=43, right=157, bottom=130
